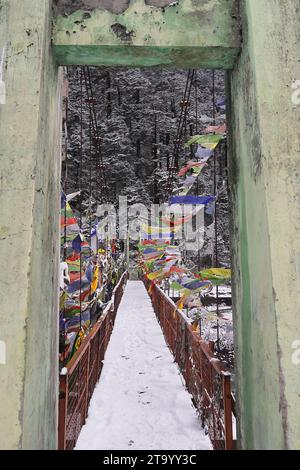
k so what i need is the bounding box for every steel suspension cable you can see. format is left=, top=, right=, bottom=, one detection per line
left=83, top=68, right=107, bottom=200
left=171, top=70, right=194, bottom=171
left=82, top=66, right=109, bottom=203
left=165, top=69, right=195, bottom=201
left=89, top=120, right=93, bottom=258
left=194, top=70, right=201, bottom=272
left=62, top=67, right=69, bottom=356
left=212, top=70, right=220, bottom=352
left=79, top=67, right=84, bottom=331
left=63, top=72, right=68, bottom=261
left=86, top=66, right=108, bottom=197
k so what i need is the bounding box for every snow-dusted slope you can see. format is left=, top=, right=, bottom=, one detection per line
left=75, top=281, right=211, bottom=450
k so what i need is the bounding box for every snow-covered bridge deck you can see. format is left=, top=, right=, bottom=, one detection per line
left=76, top=281, right=211, bottom=450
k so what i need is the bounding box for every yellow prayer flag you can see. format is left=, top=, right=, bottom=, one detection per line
left=91, top=266, right=99, bottom=293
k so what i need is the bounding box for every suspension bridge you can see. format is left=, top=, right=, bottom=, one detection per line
left=0, top=0, right=300, bottom=451
left=75, top=281, right=212, bottom=451
left=59, top=274, right=235, bottom=450
left=56, top=59, right=233, bottom=451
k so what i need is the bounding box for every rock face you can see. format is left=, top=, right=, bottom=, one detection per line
left=64, top=67, right=230, bottom=267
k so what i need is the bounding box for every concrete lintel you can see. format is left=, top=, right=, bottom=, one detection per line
left=53, top=0, right=241, bottom=69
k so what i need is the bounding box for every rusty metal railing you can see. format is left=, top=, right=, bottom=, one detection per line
left=145, top=277, right=236, bottom=450
left=58, top=271, right=129, bottom=450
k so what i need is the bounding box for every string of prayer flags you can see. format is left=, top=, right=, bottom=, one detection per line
left=195, top=146, right=213, bottom=160
left=178, top=186, right=191, bottom=196
left=142, top=245, right=166, bottom=252
left=191, top=162, right=208, bottom=176
left=66, top=254, right=81, bottom=274
left=143, top=251, right=165, bottom=261
left=91, top=266, right=99, bottom=293
left=71, top=233, right=84, bottom=253
left=205, top=200, right=215, bottom=216
left=91, top=227, right=98, bottom=253
left=198, top=268, right=231, bottom=285
left=60, top=192, right=127, bottom=364
left=67, top=276, right=91, bottom=294
left=140, top=240, right=169, bottom=246
left=185, top=134, right=223, bottom=150
left=165, top=246, right=181, bottom=255
left=216, top=97, right=226, bottom=111
left=176, top=294, right=188, bottom=310
left=170, top=215, right=193, bottom=226
left=66, top=191, right=81, bottom=202
left=178, top=161, right=207, bottom=178
left=204, top=123, right=227, bottom=134
left=183, top=175, right=197, bottom=187
left=85, top=262, right=94, bottom=283
left=169, top=195, right=215, bottom=206
left=169, top=281, right=183, bottom=291
left=155, top=257, right=174, bottom=266
left=140, top=241, right=182, bottom=283
left=81, top=241, right=91, bottom=260
left=66, top=310, right=90, bottom=335
left=147, top=270, right=165, bottom=281
left=141, top=223, right=179, bottom=235
left=161, top=213, right=194, bottom=227
left=169, top=266, right=187, bottom=274
left=64, top=300, right=81, bottom=318
left=170, top=281, right=182, bottom=292
left=60, top=204, right=79, bottom=235
left=180, top=278, right=213, bottom=291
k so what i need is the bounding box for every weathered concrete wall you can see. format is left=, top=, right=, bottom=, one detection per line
left=53, top=0, right=241, bottom=68
left=1, top=0, right=299, bottom=451
left=227, top=0, right=300, bottom=449
left=0, top=0, right=62, bottom=449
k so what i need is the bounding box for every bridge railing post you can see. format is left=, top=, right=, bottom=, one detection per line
left=223, top=373, right=234, bottom=450
left=84, top=344, right=91, bottom=421
left=58, top=373, right=68, bottom=451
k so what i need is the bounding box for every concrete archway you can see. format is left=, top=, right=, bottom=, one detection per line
left=0, top=0, right=299, bottom=449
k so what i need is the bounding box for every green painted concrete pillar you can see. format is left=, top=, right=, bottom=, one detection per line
left=227, top=0, right=300, bottom=450
left=0, top=0, right=61, bottom=449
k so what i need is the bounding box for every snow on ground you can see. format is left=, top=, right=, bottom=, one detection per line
left=76, top=281, right=211, bottom=451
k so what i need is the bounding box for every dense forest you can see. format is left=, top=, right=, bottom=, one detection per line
left=62, top=67, right=230, bottom=268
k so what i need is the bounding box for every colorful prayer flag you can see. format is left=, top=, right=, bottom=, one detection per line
left=185, top=134, right=223, bottom=150
left=169, top=195, right=215, bottom=206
